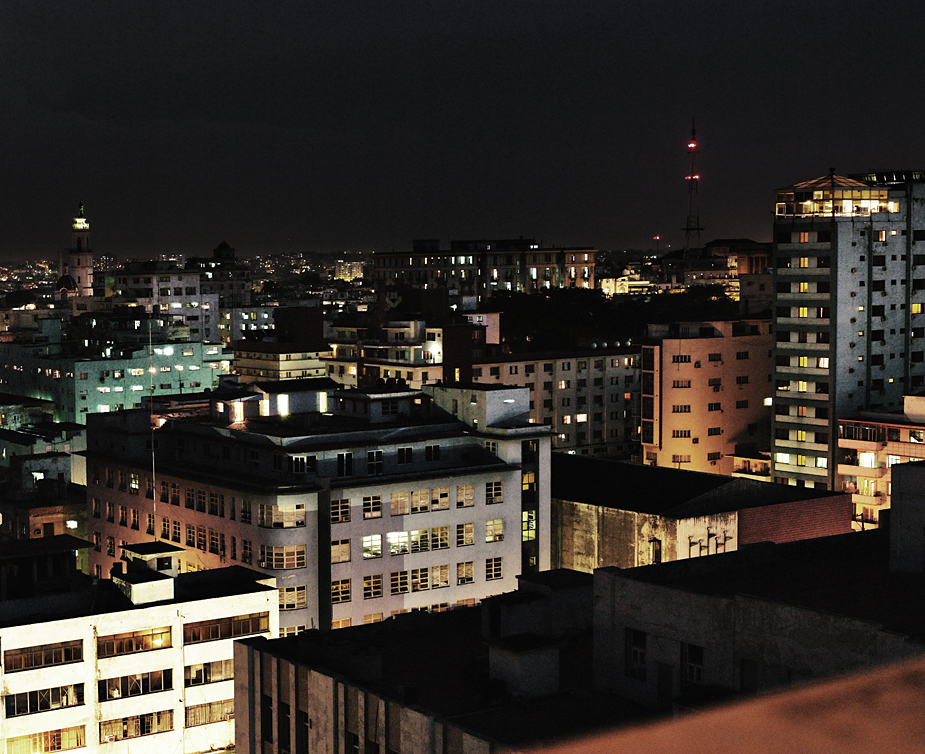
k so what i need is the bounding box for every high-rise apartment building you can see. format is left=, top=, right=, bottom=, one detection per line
left=771, top=172, right=925, bottom=488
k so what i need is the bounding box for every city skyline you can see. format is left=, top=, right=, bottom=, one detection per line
left=5, top=2, right=925, bottom=261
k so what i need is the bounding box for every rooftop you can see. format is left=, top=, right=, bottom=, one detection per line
left=242, top=608, right=654, bottom=748
left=616, top=527, right=925, bottom=639
left=0, top=564, right=276, bottom=629
left=551, top=453, right=844, bottom=518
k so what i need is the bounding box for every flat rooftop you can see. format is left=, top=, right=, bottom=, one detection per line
left=552, top=453, right=845, bottom=518
left=244, top=608, right=657, bottom=748
left=0, top=565, right=276, bottom=629
left=615, top=528, right=925, bottom=639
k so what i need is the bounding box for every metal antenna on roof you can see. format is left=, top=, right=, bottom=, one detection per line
left=683, top=119, right=704, bottom=257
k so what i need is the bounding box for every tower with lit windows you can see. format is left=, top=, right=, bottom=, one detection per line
left=771, top=172, right=925, bottom=498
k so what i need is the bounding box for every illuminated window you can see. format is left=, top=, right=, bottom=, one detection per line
left=798, top=356, right=808, bottom=367
left=775, top=452, right=790, bottom=465
left=817, top=357, right=830, bottom=368
left=799, top=257, right=810, bottom=268
left=799, top=232, right=810, bottom=243
left=798, top=381, right=808, bottom=392
left=798, top=282, right=809, bottom=292
left=798, top=307, right=809, bottom=318
left=913, top=304, right=923, bottom=314
left=877, top=230, right=887, bottom=241
left=797, top=430, right=807, bottom=442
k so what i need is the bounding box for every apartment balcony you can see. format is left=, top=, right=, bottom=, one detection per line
left=838, top=438, right=886, bottom=453
left=777, top=366, right=830, bottom=378
left=776, top=415, right=829, bottom=427
left=778, top=440, right=829, bottom=454
left=851, top=491, right=889, bottom=508
left=837, top=463, right=884, bottom=479
left=732, top=467, right=772, bottom=481
left=776, top=317, right=830, bottom=328
left=776, top=390, right=829, bottom=401
left=776, top=292, right=832, bottom=302
left=777, top=341, right=830, bottom=352
left=776, top=267, right=830, bottom=277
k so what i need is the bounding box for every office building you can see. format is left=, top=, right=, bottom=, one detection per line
left=86, top=380, right=551, bottom=634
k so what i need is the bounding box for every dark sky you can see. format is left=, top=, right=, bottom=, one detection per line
left=4, top=1, right=925, bottom=262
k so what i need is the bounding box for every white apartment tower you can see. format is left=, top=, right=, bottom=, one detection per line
left=772, top=172, right=925, bottom=488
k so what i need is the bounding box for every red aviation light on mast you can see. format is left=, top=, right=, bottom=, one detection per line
left=688, top=140, right=697, bottom=150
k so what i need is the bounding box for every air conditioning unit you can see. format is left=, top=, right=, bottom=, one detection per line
left=258, top=560, right=267, bottom=568
left=103, top=735, right=116, bottom=744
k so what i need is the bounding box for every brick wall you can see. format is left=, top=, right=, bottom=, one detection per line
left=739, top=494, right=853, bottom=545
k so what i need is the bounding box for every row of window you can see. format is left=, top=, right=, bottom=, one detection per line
left=330, top=482, right=502, bottom=523
left=333, top=520, right=505, bottom=562
left=93, top=476, right=255, bottom=524
left=336, top=557, right=505, bottom=602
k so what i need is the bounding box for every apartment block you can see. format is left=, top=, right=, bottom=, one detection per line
left=641, top=319, right=773, bottom=473
left=86, top=381, right=551, bottom=633
left=771, top=172, right=925, bottom=488
left=234, top=342, right=327, bottom=383
left=473, top=348, right=639, bottom=457
left=374, top=238, right=596, bottom=309
left=834, top=394, right=925, bottom=529
left=0, top=537, right=277, bottom=754
left=113, top=264, right=221, bottom=342
left=0, top=341, right=230, bottom=424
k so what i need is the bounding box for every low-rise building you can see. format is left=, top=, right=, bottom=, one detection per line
left=551, top=453, right=853, bottom=571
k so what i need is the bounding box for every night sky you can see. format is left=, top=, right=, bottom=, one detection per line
left=5, top=1, right=925, bottom=262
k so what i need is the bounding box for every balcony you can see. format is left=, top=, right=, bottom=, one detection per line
left=838, top=438, right=886, bottom=453
left=851, top=492, right=889, bottom=508
left=837, top=463, right=884, bottom=479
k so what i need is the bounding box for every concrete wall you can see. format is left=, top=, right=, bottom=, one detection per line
left=593, top=567, right=919, bottom=707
